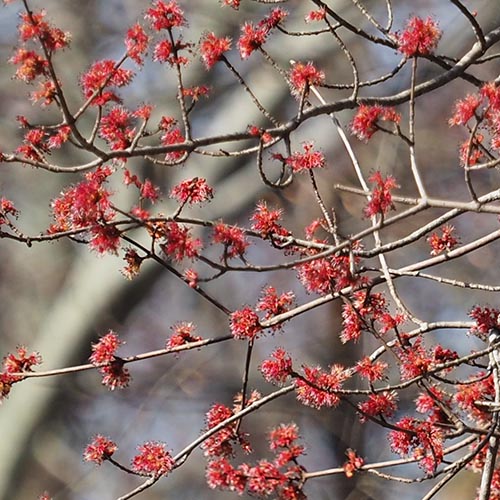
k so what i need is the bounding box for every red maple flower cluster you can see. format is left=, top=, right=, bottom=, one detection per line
left=230, top=307, right=262, bottom=340
left=343, top=449, right=364, bottom=478
left=80, top=59, right=134, bottom=106
left=285, top=142, right=325, bottom=172
left=159, top=117, right=186, bottom=162
left=296, top=251, right=359, bottom=296
left=0, top=197, right=19, bottom=225
left=351, top=104, right=401, bottom=142
left=294, top=364, right=348, bottom=409
left=221, top=0, right=240, bottom=9
left=159, top=221, right=202, bottom=261
left=237, top=8, right=287, bottom=59
left=355, top=356, right=388, bottom=383
left=121, top=248, right=144, bottom=280
left=145, top=0, right=186, bottom=31
left=10, top=9, right=69, bottom=82
left=396, top=16, right=441, bottom=58
left=358, top=391, right=398, bottom=422
left=455, top=373, right=495, bottom=425
left=132, top=441, right=175, bottom=477
left=0, top=345, right=42, bottom=400
left=200, top=32, right=232, bottom=69
left=415, top=386, right=451, bottom=424
left=49, top=166, right=120, bottom=254
left=170, top=177, right=214, bottom=206
left=166, top=321, right=202, bottom=349
left=202, top=400, right=252, bottom=459
left=305, top=8, right=327, bottom=23
left=289, top=61, right=325, bottom=97
left=389, top=417, right=444, bottom=473
left=250, top=201, right=290, bottom=239
left=17, top=10, right=70, bottom=51
left=205, top=414, right=305, bottom=499
left=256, top=286, right=295, bottom=326
left=449, top=82, right=500, bottom=160
left=89, top=331, right=131, bottom=390
left=364, top=171, right=399, bottom=218
left=125, top=23, right=150, bottom=65
left=10, top=48, right=48, bottom=82
left=427, top=224, right=459, bottom=255
left=260, top=348, right=293, bottom=385
left=212, top=222, right=249, bottom=260
left=99, top=106, right=135, bottom=150
left=469, top=305, right=500, bottom=339
left=341, top=291, right=395, bottom=343
left=83, top=435, right=118, bottom=465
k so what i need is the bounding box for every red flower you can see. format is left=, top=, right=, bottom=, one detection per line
left=247, top=460, right=285, bottom=495
left=166, top=321, right=202, bottom=349
left=99, top=106, right=134, bottom=150
left=351, top=104, right=401, bottom=142
left=230, top=307, right=262, bottom=340
left=343, top=449, right=364, bottom=478
left=131, top=441, right=175, bottom=477
left=182, top=85, right=210, bottom=101
left=238, top=22, right=267, bottom=59
left=355, top=357, right=387, bottom=382
left=459, top=134, right=484, bottom=166
left=170, top=177, right=214, bottom=205
left=455, top=373, right=494, bottom=425
left=269, top=423, right=300, bottom=451
left=389, top=417, right=444, bottom=473
left=83, top=435, right=117, bottom=465
left=206, top=457, right=245, bottom=491
left=221, top=0, right=240, bottom=9
left=364, top=171, right=398, bottom=217
left=285, top=142, right=325, bottom=172
left=469, top=305, right=500, bottom=339
left=153, top=39, right=173, bottom=63
left=289, top=61, right=324, bottom=96
left=200, top=32, right=231, bottom=69
left=184, top=268, right=198, bottom=288
left=296, top=252, right=358, bottom=296
left=160, top=122, right=186, bottom=162
left=0, top=198, right=19, bottom=225
left=145, top=1, right=186, bottom=31
left=427, top=224, right=459, bottom=255
left=121, top=248, right=144, bottom=280
left=89, top=330, right=123, bottom=365
left=397, top=16, right=441, bottom=57
left=18, top=10, right=70, bottom=51
left=30, top=80, right=57, bottom=106
left=399, top=339, right=433, bottom=380
left=260, top=348, right=293, bottom=385
left=257, top=286, right=294, bottom=323
left=448, top=94, right=482, bottom=126
left=2, top=345, right=41, bottom=381
left=9, top=48, right=48, bottom=82
left=305, top=9, right=326, bottom=23
left=140, top=179, right=160, bottom=202
left=212, top=223, right=249, bottom=260
left=202, top=402, right=251, bottom=458
left=160, top=221, right=202, bottom=261
left=99, top=359, right=131, bottom=390
left=358, top=391, right=398, bottom=422
left=80, top=60, right=134, bottom=106
left=250, top=201, right=289, bottom=239
left=294, top=364, right=348, bottom=409
left=125, top=23, right=149, bottom=65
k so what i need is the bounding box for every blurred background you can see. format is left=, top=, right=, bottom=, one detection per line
left=1, top=0, right=500, bottom=498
